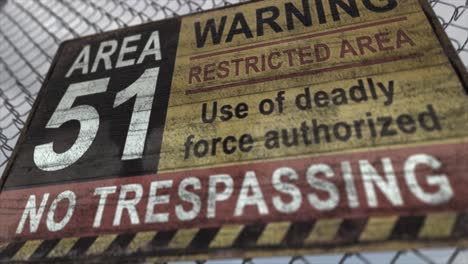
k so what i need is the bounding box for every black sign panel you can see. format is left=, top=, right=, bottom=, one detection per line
left=4, top=19, right=180, bottom=188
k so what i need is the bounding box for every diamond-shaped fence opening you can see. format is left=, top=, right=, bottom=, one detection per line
left=0, top=0, right=467, bottom=263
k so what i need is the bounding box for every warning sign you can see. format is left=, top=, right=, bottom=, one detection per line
left=159, top=0, right=467, bottom=171
left=0, top=0, right=467, bottom=263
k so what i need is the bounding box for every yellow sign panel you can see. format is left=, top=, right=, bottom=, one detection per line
left=159, top=0, right=468, bottom=172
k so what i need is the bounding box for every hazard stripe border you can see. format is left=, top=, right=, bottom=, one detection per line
left=1, top=212, right=467, bottom=262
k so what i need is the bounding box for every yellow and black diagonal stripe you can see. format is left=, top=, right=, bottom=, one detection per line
left=0, top=212, right=465, bottom=263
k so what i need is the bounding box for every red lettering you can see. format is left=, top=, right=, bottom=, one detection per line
left=340, top=40, right=358, bottom=58
left=189, top=66, right=202, bottom=84
left=396, top=29, right=416, bottom=48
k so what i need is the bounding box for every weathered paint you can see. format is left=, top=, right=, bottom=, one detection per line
left=0, top=0, right=467, bottom=263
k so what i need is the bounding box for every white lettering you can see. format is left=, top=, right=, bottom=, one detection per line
left=145, top=180, right=173, bottom=223
left=404, top=154, right=453, bottom=205
left=307, top=164, right=339, bottom=211
left=16, top=193, right=50, bottom=234
left=116, top=34, right=141, bottom=68
left=91, top=40, right=118, bottom=72
left=207, top=174, right=233, bottom=218
left=235, top=171, right=269, bottom=216
left=113, top=184, right=143, bottom=226
left=46, top=190, right=76, bottom=232
left=137, top=31, right=161, bottom=64
left=360, top=158, right=403, bottom=207
left=342, top=161, right=359, bottom=208
left=66, top=45, right=90, bottom=77
left=93, top=186, right=117, bottom=228
left=272, top=167, right=302, bottom=214
left=176, top=177, right=201, bottom=221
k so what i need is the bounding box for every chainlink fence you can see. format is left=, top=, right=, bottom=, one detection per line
left=0, top=0, right=467, bottom=263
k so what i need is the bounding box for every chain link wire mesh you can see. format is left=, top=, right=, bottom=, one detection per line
left=0, top=0, right=467, bottom=263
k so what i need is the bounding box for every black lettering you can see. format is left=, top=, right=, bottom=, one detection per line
left=275, top=91, right=286, bottom=113
left=300, top=121, right=312, bottom=145
left=333, top=122, right=352, bottom=141
left=202, top=102, right=217, bottom=124
left=239, top=134, right=254, bottom=152
left=349, top=80, right=368, bottom=103
left=353, top=119, right=365, bottom=139
left=314, top=90, right=329, bottom=107
left=329, top=0, right=360, bottom=21
left=295, top=87, right=312, bottom=110
left=223, top=136, right=237, bottom=154
left=226, top=13, right=253, bottom=43
left=281, top=128, right=299, bottom=147
left=366, top=112, right=377, bottom=138
left=419, top=104, right=441, bottom=131
left=315, top=0, right=327, bottom=24
left=285, top=0, right=312, bottom=30
left=397, top=114, right=416, bottom=134
left=312, top=119, right=331, bottom=144
left=194, top=139, right=209, bottom=157
left=331, top=88, right=348, bottom=105
left=220, top=104, right=233, bottom=122
left=236, top=103, right=249, bottom=119
left=195, top=16, right=227, bottom=48
left=259, top=98, right=275, bottom=115
left=184, top=135, right=195, bottom=159
left=378, top=116, right=397, bottom=137
left=256, top=6, right=283, bottom=37
left=265, top=130, right=280, bottom=149
left=363, top=0, right=397, bottom=13
left=211, top=137, right=222, bottom=155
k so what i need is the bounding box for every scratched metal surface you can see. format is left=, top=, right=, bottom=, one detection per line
left=0, top=0, right=467, bottom=263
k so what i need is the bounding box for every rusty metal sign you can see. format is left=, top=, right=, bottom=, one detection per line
left=1, top=0, right=468, bottom=262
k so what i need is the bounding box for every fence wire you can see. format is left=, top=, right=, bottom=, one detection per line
left=0, top=0, right=467, bottom=263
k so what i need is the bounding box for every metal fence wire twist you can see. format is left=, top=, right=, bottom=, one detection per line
left=0, top=0, right=467, bottom=263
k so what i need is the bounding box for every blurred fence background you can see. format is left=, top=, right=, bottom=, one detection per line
left=0, top=0, right=467, bottom=263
